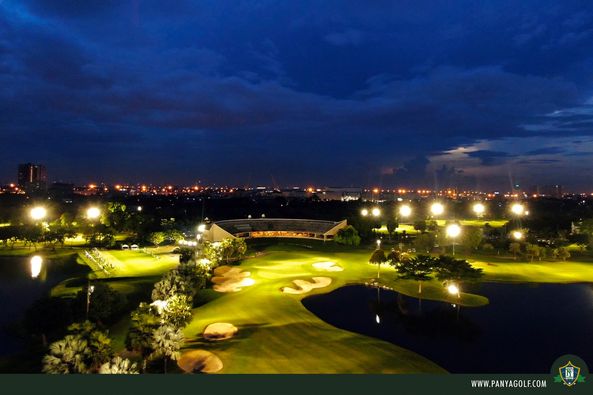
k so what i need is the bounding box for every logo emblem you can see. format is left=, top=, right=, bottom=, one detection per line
left=558, top=361, right=582, bottom=387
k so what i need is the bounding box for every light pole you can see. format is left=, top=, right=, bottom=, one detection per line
left=30, top=206, right=47, bottom=221
left=446, top=223, right=461, bottom=255
left=430, top=202, right=445, bottom=218
left=397, top=204, right=412, bottom=250
left=512, top=230, right=523, bottom=240
left=86, top=207, right=101, bottom=221
left=376, top=238, right=382, bottom=278
left=86, top=283, right=95, bottom=320
left=472, top=203, right=485, bottom=218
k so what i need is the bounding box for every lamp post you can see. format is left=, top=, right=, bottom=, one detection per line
left=472, top=203, right=485, bottom=218
left=86, top=283, right=95, bottom=320
left=30, top=206, right=47, bottom=221
left=430, top=202, right=445, bottom=217
left=446, top=223, right=461, bottom=256
left=86, top=207, right=101, bottom=221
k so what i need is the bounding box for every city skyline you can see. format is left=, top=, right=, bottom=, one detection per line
left=2, top=1, right=593, bottom=189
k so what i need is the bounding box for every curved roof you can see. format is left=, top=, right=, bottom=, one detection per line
left=212, top=218, right=346, bottom=236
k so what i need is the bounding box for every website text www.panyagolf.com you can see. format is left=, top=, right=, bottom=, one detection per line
left=471, top=379, right=547, bottom=389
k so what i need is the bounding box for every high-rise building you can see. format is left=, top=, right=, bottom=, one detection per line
left=17, top=163, right=48, bottom=194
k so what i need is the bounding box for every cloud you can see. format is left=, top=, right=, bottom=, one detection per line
left=324, top=29, right=364, bottom=46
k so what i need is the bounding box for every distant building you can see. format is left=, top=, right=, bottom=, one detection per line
left=48, top=182, right=75, bottom=200
left=317, top=187, right=362, bottom=201
left=540, top=185, right=563, bottom=198
left=17, top=163, right=47, bottom=194
left=203, top=218, right=348, bottom=242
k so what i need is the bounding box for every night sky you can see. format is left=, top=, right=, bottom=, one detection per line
left=2, top=1, right=593, bottom=191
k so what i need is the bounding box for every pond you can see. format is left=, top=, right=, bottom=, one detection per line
left=0, top=253, right=86, bottom=356
left=302, top=283, right=593, bottom=373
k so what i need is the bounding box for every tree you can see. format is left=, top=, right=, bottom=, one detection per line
left=159, top=294, right=193, bottom=330
left=42, top=335, right=89, bottom=374
left=386, top=249, right=401, bottom=266
left=462, top=227, right=483, bottom=251
left=150, top=325, right=184, bottom=373
left=395, top=255, right=434, bottom=295
left=525, top=243, right=541, bottom=262
left=126, top=303, right=161, bottom=372
left=203, top=238, right=247, bottom=266
left=413, top=233, right=435, bottom=254
left=24, top=297, right=73, bottom=347
left=165, top=229, right=184, bottom=244
left=386, top=219, right=398, bottom=241
left=509, top=242, right=522, bottom=260
left=369, top=248, right=387, bottom=278
left=413, top=220, right=427, bottom=233
left=101, top=202, right=131, bottom=232
left=67, top=321, right=113, bottom=371
left=334, top=225, right=361, bottom=246
left=434, top=255, right=483, bottom=284
left=148, top=232, right=166, bottom=249
left=99, top=356, right=139, bottom=374
left=73, top=283, right=127, bottom=325
left=556, top=247, right=571, bottom=261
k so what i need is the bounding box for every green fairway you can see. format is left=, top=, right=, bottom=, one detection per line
left=183, top=244, right=447, bottom=373
left=32, top=240, right=593, bottom=374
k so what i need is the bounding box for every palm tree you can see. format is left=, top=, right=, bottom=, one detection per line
left=150, top=325, right=184, bottom=373
left=99, top=356, right=139, bottom=374
left=42, top=335, right=90, bottom=374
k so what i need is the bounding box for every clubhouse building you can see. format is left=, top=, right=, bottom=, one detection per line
left=202, top=218, right=348, bottom=242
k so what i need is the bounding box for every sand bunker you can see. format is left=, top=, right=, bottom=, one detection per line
left=281, top=277, right=332, bottom=294
left=312, top=261, right=343, bottom=272
left=203, top=323, right=238, bottom=341
left=178, top=350, right=223, bottom=373
left=212, top=266, right=254, bottom=292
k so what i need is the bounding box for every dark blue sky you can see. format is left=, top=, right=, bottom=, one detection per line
left=2, top=1, right=593, bottom=190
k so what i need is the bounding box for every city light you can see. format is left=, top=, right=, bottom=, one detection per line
left=447, top=283, right=460, bottom=297
left=375, top=314, right=381, bottom=324
left=512, top=230, right=523, bottom=240
left=430, top=202, right=444, bottom=216
left=30, top=255, right=43, bottom=278
left=30, top=206, right=47, bottom=221
left=371, top=207, right=381, bottom=217
left=472, top=203, right=485, bottom=216
left=376, top=239, right=381, bottom=249
left=86, top=207, right=101, bottom=220
left=361, top=209, right=369, bottom=217
left=197, top=224, right=206, bottom=233
left=399, top=204, right=412, bottom=218
left=511, top=203, right=525, bottom=216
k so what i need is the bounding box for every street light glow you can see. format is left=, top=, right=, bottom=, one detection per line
left=399, top=204, right=412, bottom=217
left=446, top=223, right=461, bottom=238
left=197, top=224, right=206, bottom=233
left=473, top=203, right=485, bottom=216
left=512, top=230, right=523, bottom=240
left=86, top=207, right=101, bottom=220
left=430, top=202, right=444, bottom=216
left=30, top=206, right=47, bottom=221
left=376, top=239, right=381, bottom=249
left=361, top=208, right=369, bottom=217
left=30, top=255, right=43, bottom=278
left=447, top=283, right=460, bottom=296
left=371, top=207, right=381, bottom=217
left=511, top=203, right=525, bottom=216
